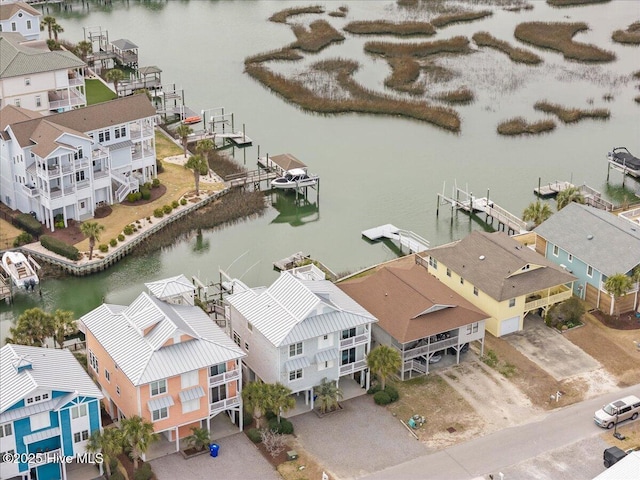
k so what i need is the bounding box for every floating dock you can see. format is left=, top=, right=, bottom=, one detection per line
left=533, top=181, right=573, bottom=198
left=362, top=224, right=430, bottom=254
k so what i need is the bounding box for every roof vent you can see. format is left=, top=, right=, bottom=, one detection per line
left=479, top=255, right=485, bottom=260
left=12, top=355, right=33, bottom=373
left=587, top=234, right=594, bottom=240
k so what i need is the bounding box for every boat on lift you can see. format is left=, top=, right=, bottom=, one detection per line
left=270, top=168, right=319, bottom=190
left=607, top=147, right=640, bottom=173
left=1, top=251, right=39, bottom=290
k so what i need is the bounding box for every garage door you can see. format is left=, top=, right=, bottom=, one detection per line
left=500, top=316, right=520, bottom=336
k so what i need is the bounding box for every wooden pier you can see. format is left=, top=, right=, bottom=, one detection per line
left=362, top=224, right=430, bottom=254
left=273, top=252, right=310, bottom=271
left=224, top=169, right=278, bottom=190
left=256, top=153, right=320, bottom=201
left=534, top=180, right=615, bottom=211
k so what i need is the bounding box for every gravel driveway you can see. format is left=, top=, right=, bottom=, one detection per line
left=292, top=395, right=428, bottom=479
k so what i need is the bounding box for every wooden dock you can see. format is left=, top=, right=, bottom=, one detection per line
left=533, top=181, right=573, bottom=198
left=0, top=271, right=12, bottom=304
left=224, top=169, right=278, bottom=189
left=362, top=224, right=430, bottom=253
left=273, top=252, right=310, bottom=271
left=534, top=181, right=615, bottom=211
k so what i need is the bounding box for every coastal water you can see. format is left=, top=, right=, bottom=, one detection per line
left=1, top=0, right=638, bottom=340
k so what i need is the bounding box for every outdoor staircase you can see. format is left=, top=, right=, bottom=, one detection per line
left=111, top=171, right=140, bottom=203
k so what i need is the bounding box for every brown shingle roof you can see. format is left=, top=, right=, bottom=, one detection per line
left=424, top=231, right=576, bottom=301
left=338, top=263, right=488, bottom=344
left=269, top=153, right=306, bottom=171
left=0, top=104, right=41, bottom=130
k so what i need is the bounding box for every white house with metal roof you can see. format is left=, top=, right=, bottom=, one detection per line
left=145, top=274, right=195, bottom=306
left=0, top=344, right=103, bottom=480
left=534, top=203, right=640, bottom=313
left=0, top=2, right=41, bottom=41
left=80, top=281, right=245, bottom=452
left=0, top=32, right=86, bottom=114
left=225, top=269, right=377, bottom=411
left=0, top=94, right=157, bottom=230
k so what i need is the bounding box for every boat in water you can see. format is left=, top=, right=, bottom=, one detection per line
left=1, top=251, right=39, bottom=290
left=270, top=168, right=319, bottom=190
left=608, top=147, right=640, bottom=173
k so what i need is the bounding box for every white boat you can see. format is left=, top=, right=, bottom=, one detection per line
left=270, top=168, right=318, bottom=190
left=1, top=251, right=39, bottom=290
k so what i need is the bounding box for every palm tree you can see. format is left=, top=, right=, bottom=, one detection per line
left=86, top=427, right=123, bottom=479
left=556, top=186, right=585, bottom=211
left=184, top=154, right=208, bottom=195
left=604, top=273, right=633, bottom=318
left=314, top=378, right=343, bottom=414
left=105, top=69, right=126, bottom=95
left=522, top=201, right=553, bottom=227
left=366, top=345, right=401, bottom=390
left=175, top=124, right=193, bottom=157
left=266, top=383, right=295, bottom=423
left=51, top=309, right=77, bottom=349
left=80, top=221, right=105, bottom=261
left=76, top=40, right=93, bottom=62
left=242, top=382, right=270, bottom=429
left=120, top=416, right=157, bottom=472
left=41, top=16, right=56, bottom=39
left=195, top=138, right=215, bottom=163
left=185, top=427, right=211, bottom=452
left=51, top=23, right=64, bottom=41
left=5, top=308, right=54, bottom=347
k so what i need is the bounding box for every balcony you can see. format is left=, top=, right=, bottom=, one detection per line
left=49, top=89, right=86, bottom=111
left=524, top=286, right=573, bottom=312
left=68, top=74, right=85, bottom=87
left=209, top=368, right=240, bottom=387
left=130, top=126, right=154, bottom=139
left=76, top=180, right=91, bottom=191
left=339, top=359, right=367, bottom=376
left=93, top=168, right=109, bottom=179
left=92, top=145, right=109, bottom=160
left=401, top=336, right=458, bottom=361
left=339, top=333, right=368, bottom=349
left=21, top=184, right=40, bottom=198
left=210, top=395, right=239, bottom=415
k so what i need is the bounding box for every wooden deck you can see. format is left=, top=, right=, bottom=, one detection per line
left=224, top=169, right=278, bottom=189
left=273, top=252, right=310, bottom=271
left=362, top=224, right=429, bottom=253
left=533, top=181, right=573, bottom=198
left=535, top=181, right=615, bottom=211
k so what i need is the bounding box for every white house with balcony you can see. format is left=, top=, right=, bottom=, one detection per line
left=0, top=2, right=41, bottom=41
left=0, top=33, right=86, bottom=114
left=225, top=267, right=377, bottom=411
left=0, top=94, right=157, bottom=230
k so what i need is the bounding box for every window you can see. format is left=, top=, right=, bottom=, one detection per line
left=181, top=370, right=198, bottom=389
left=14, top=99, right=20, bottom=107
left=35, top=96, right=41, bottom=108
left=30, top=412, right=50, bottom=431
left=446, top=268, right=451, bottom=277
left=318, top=360, right=332, bottom=371
left=323, top=335, right=328, bottom=340
left=11, top=22, right=16, bottom=32
left=25, top=78, right=30, bottom=86
left=568, top=253, right=573, bottom=262
left=473, top=286, right=479, bottom=296
left=244, top=342, right=249, bottom=351
left=232, top=331, right=240, bottom=346
left=114, top=126, right=127, bottom=139
left=209, top=364, right=226, bottom=377
left=88, top=350, right=99, bottom=374
left=553, top=245, right=559, bottom=257
left=247, top=322, right=253, bottom=331
left=74, top=148, right=84, bottom=160
left=429, top=256, right=438, bottom=269
left=341, top=328, right=356, bottom=340
left=341, top=348, right=356, bottom=366
left=152, top=407, right=168, bottom=422
left=80, top=201, right=86, bottom=209
left=460, top=277, right=464, bottom=285
left=0, top=424, right=12, bottom=438
left=71, top=404, right=87, bottom=419
left=508, top=298, right=516, bottom=308
left=27, top=20, right=32, bottom=29
left=289, top=342, right=303, bottom=357
left=116, top=386, right=121, bottom=396
left=289, top=369, right=303, bottom=381
left=587, top=265, right=593, bottom=278
left=150, top=379, right=167, bottom=397
left=76, top=171, right=85, bottom=182
left=105, top=369, right=110, bottom=383
left=210, top=385, right=226, bottom=403
left=73, top=430, right=89, bottom=443
left=473, top=323, right=479, bottom=333
left=182, top=398, right=199, bottom=414
left=98, top=130, right=111, bottom=143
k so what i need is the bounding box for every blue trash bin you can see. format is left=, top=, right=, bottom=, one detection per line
left=209, top=443, right=220, bottom=458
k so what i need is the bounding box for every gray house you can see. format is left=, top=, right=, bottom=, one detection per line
left=225, top=266, right=377, bottom=411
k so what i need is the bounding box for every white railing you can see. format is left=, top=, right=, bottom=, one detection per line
left=598, top=280, right=640, bottom=295
left=339, top=359, right=367, bottom=376
left=21, top=184, right=39, bottom=197
left=339, top=334, right=368, bottom=349
left=115, top=183, right=129, bottom=203
left=93, top=169, right=109, bottom=179
left=524, top=289, right=573, bottom=311
left=210, top=395, right=239, bottom=415
left=402, top=337, right=458, bottom=361
left=403, top=359, right=426, bottom=374
left=76, top=180, right=91, bottom=191
left=209, top=368, right=239, bottom=386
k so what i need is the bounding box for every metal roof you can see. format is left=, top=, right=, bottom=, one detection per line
left=179, top=386, right=205, bottom=403
left=23, top=427, right=60, bottom=445
left=145, top=274, right=194, bottom=299
left=284, top=356, right=311, bottom=372
left=0, top=344, right=102, bottom=414
left=315, top=349, right=338, bottom=363
left=593, top=451, right=640, bottom=480
left=534, top=202, right=640, bottom=276
left=81, top=289, right=245, bottom=386
left=226, top=271, right=376, bottom=347
left=0, top=33, right=85, bottom=79
left=111, top=38, right=138, bottom=50
left=147, top=395, right=174, bottom=412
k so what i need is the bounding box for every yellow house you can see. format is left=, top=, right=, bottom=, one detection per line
left=419, top=231, right=576, bottom=337
left=80, top=276, right=245, bottom=453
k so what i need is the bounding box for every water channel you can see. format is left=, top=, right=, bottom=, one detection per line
left=1, top=0, right=638, bottom=340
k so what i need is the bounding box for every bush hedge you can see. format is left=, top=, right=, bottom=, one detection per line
left=163, top=204, right=173, bottom=214
left=180, top=198, right=187, bottom=206
left=141, top=188, right=151, bottom=200
left=123, top=225, right=134, bottom=235
left=243, top=410, right=254, bottom=428
left=117, top=233, right=125, bottom=242
left=246, top=428, right=262, bottom=443
left=267, top=417, right=294, bottom=435
left=13, top=232, right=33, bottom=247
left=109, top=238, right=117, bottom=247
left=133, top=462, right=153, bottom=480
left=15, top=213, right=43, bottom=237
left=98, top=244, right=108, bottom=253
left=40, top=235, right=79, bottom=260
left=373, top=391, right=392, bottom=405
left=171, top=200, right=179, bottom=209
left=152, top=178, right=160, bottom=188
left=154, top=208, right=164, bottom=218
left=367, top=384, right=381, bottom=395
left=384, top=385, right=399, bottom=402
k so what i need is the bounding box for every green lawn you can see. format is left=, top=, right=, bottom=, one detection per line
left=86, top=78, right=117, bottom=105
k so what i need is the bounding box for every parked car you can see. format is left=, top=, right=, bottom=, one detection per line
left=603, top=446, right=627, bottom=468
left=594, top=395, right=640, bottom=429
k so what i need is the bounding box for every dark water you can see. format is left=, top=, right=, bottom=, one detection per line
left=2, top=0, right=638, bottom=340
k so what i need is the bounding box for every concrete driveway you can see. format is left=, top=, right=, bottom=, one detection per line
left=504, top=315, right=601, bottom=381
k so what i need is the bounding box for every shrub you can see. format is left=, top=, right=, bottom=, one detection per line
left=367, top=384, right=382, bottom=395
left=40, top=235, right=79, bottom=260
left=163, top=204, right=173, bottom=214
left=153, top=208, right=164, bottom=218
left=265, top=410, right=277, bottom=421
left=246, top=428, right=262, bottom=443
left=180, top=198, right=187, bottom=206
left=13, top=232, right=33, bottom=247
left=243, top=410, right=254, bottom=428
left=268, top=417, right=294, bottom=435
left=384, top=385, right=399, bottom=402
left=98, top=244, right=109, bottom=253
left=146, top=217, right=151, bottom=221
left=127, top=192, right=138, bottom=203
left=171, top=200, right=179, bottom=209
left=143, top=182, right=152, bottom=190
left=482, top=349, right=499, bottom=368
left=152, top=178, right=161, bottom=188
left=141, top=188, right=151, bottom=200
left=133, top=462, right=153, bottom=480
left=109, top=238, right=117, bottom=247
left=15, top=213, right=43, bottom=237
left=546, top=296, right=585, bottom=330
left=123, top=225, right=134, bottom=235
left=55, top=220, right=65, bottom=229
left=117, top=234, right=125, bottom=242
left=155, top=160, right=164, bottom=174
left=373, top=391, right=392, bottom=405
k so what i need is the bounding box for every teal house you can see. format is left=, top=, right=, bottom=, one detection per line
left=0, top=344, right=103, bottom=480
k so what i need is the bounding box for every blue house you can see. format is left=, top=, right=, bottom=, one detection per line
left=0, top=345, right=103, bottom=480
left=534, top=203, right=640, bottom=314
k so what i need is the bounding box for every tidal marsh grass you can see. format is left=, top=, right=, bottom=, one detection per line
left=385, top=57, right=424, bottom=94
left=436, top=88, right=475, bottom=104
left=344, top=20, right=436, bottom=36
left=244, top=48, right=302, bottom=64
left=533, top=101, right=610, bottom=123
left=547, top=0, right=611, bottom=6
left=612, top=22, right=640, bottom=45
left=364, top=36, right=471, bottom=57
left=431, top=11, right=492, bottom=28
left=269, top=5, right=324, bottom=23
left=497, top=117, right=556, bottom=135
left=291, top=20, right=345, bottom=52
left=514, top=22, right=616, bottom=63
left=472, top=32, right=542, bottom=65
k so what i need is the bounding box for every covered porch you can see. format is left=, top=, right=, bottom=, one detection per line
left=523, top=283, right=574, bottom=317
left=282, top=376, right=368, bottom=418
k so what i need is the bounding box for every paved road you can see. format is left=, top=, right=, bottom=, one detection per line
left=365, top=384, right=640, bottom=480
